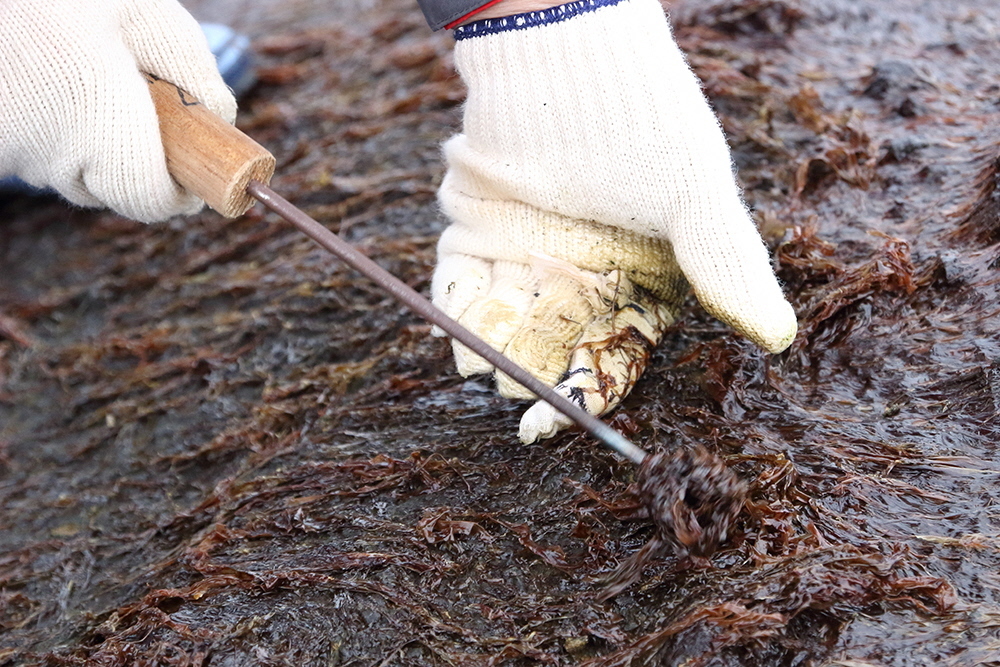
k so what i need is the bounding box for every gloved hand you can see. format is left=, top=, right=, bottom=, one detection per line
left=431, top=0, right=798, bottom=443
left=0, top=0, right=236, bottom=223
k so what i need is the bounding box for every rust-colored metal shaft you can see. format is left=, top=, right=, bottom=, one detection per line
left=247, top=180, right=649, bottom=465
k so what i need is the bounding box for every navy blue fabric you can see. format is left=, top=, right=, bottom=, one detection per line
left=453, top=0, right=626, bottom=39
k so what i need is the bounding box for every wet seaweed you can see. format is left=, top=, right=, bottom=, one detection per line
left=3, top=0, right=1000, bottom=664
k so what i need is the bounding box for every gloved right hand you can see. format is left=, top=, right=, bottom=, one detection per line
left=0, top=0, right=236, bottom=223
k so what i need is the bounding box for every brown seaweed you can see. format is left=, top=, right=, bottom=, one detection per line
left=3, top=0, right=1000, bottom=664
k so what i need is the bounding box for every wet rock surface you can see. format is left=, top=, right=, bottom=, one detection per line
left=2, top=0, right=1000, bottom=664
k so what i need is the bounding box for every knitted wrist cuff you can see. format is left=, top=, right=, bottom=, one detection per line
left=453, top=0, right=628, bottom=39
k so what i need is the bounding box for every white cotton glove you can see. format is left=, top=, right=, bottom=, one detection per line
left=0, top=0, right=237, bottom=223
left=431, top=0, right=798, bottom=443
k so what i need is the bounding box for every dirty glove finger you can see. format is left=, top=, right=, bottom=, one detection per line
left=451, top=261, right=534, bottom=377
left=430, top=253, right=492, bottom=338
left=494, top=264, right=595, bottom=400
left=518, top=271, right=674, bottom=443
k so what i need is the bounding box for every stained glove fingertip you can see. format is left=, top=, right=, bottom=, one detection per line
left=453, top=341, right=494, bottom=377
left=518, top=402, right=570, bottom=444
left=753, top=302, right=798, bottom=354
left=700, top=288, right=798, bottom=354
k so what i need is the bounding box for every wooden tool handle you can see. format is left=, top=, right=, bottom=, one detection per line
left=146, top=74, right=275, bottom=218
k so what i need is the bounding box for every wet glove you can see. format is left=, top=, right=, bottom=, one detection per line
left=0, top=0, right=237, bottom=223
left=431, top=0, right=798, bottom=442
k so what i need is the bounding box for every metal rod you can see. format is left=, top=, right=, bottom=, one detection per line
left=248, top=180, right=648, bottom=466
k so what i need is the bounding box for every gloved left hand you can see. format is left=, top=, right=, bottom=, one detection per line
left=0, top=0, right=236, bottom=222
left=431, top=0, right=798, bottom=443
